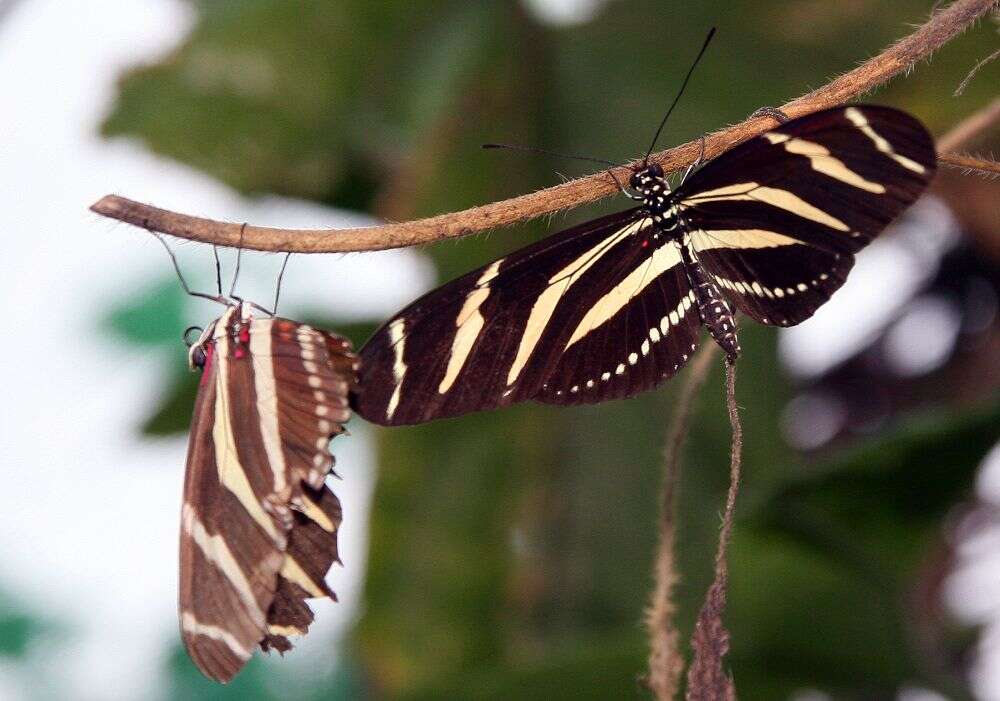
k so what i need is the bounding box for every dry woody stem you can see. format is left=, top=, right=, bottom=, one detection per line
left=685, top=360, right=743, bottom=701
left=645, top=343, right=720, bottom=700
left=90, top=0, right=999, bottom=253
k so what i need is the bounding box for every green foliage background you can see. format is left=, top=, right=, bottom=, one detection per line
left=53, top=0, right=1000, bottom=698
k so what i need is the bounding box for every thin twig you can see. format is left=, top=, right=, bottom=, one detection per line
left=936, top=98, right=1000, bottom=153
left=645, top=343, right=721, bottom=701
left=89, top=0, right=999, bottom=253
left=953, top=47, right=1000, bottom=95
left=686, top=359, right=743, bottom=701
left=938, top=152, right=1000, bottom=177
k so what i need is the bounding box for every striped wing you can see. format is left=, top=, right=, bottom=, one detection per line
left=179, top=305, right=357, bottom=682
left=354, top=209, right=700, bottom=425
left=676, top=105, right=936, bottom=326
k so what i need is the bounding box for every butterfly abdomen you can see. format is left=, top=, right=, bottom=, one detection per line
left=679, top=242, right=740, bottom=360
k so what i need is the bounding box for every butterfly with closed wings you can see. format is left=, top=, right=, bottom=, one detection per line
left=353, top=103, right=936, bottom=426
left=157, top=243, right=359, bottom=682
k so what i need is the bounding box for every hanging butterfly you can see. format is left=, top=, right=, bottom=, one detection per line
left=155, top=242, right=359, bottom=682
left=352, top=103, right=936, bottom=426
left=179, top=301, right=358, bottom=682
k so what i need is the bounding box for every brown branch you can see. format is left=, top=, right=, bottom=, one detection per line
left=645, top=343, right=720, bottom=701
left=686, top=360, right=743, bottom=701
left=90, top=0, right=999, bottom=253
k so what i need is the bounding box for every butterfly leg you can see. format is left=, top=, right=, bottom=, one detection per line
left=748, top=106, right=790, bottom=124
left=680, top=136, right=707, bottom=186
left=608, top=168, right=644, bottom=201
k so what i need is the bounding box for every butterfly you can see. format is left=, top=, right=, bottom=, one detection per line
left=179, top=301, right=358, bottom=681
left=352, top=104, right=936, bottom=426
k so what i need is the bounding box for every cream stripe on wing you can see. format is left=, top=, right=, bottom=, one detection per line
left=690, top=228, right=801, bottom=251
left=298, top=493, right=336, bottom=532
left=506, top=218, right=650, bottom=386
left=181, top=612, right=252, bottom=660
left=385, top=318, right=406, bottom=421
left=565, top=240, right=683, bottom=350
left=845, top=107, right=926, bottom=174
left=280, top=556, right=327, bottom=598
left=438, top=259, right=503, bottom=394
left=684, top=182, right=849, bottom=232
left=763, top=133, right=885, bottom=193
left=182, top=504, right=266, bottom=629
left=248, top=319, right=287, bottom=494
left=213, top=323, right=282, bottom=543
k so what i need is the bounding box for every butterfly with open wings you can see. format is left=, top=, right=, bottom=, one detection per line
left=353, top=104, right=936, bottom=426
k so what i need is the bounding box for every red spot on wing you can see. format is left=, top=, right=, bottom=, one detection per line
left=238, top=326, right=251, bottom=344
left=234, top=346, right=246, bottom=360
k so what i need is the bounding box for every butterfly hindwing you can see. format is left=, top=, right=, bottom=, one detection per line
left=179, top=305, right=357, bottom=682
left=677, top=105, right=936, bottom=325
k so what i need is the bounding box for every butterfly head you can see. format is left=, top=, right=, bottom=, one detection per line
left=629, top=163, right=666, bottom=192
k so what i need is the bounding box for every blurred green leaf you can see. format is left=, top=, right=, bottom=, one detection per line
left=166, top=645, right=274, bottom=700
left=0, top=589, right=46, bottom=659
left=103, top=277, right=188, bottom=347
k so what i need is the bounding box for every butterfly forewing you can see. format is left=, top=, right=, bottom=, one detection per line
left=179, top=305, right=357, bottom=682
left=677, top=105, right=936, bottom=325
left=356, top=208, right=649, bottom=424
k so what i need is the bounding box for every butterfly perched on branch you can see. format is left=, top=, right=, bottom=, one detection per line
left=353, top=104, right=936, bottom=426
left=179, top=301, right=358, bottom=681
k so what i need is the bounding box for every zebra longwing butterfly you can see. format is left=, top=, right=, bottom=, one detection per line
left=180, top=302, right=358, bottom=681
left=353, top=105, right=936, bottom=426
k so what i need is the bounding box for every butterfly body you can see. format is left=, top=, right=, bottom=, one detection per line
left=354, top=105, right=936, bottom=426
left=180, top=303, right=357, bottom=682
left=627, top=163, right=742, bottom=360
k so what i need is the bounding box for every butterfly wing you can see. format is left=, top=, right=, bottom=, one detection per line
left=179, top=307, right=356, bottom=682
left=355, top=207, right=701, bottom=424
left=676, top=105, right=936, bottom=326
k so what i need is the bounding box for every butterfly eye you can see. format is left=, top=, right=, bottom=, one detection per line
left=648, top=163, right=664, bottom=177
left=191, top=346, right=207, bottom=368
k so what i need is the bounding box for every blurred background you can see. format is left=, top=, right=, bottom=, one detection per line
left=1, top=0, right=998, bottom=699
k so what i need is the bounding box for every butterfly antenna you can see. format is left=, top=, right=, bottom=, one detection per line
left=482, top=142, right=618, bottom=168
left=228, top=223, right=246, bottom=298
left=152, top=233, right=228, bottom=307
left=273, top=252, right=292, bottom=316
left=642, top=26, right=716, bottom=166
left=483, top=143, right=631, bottom=194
